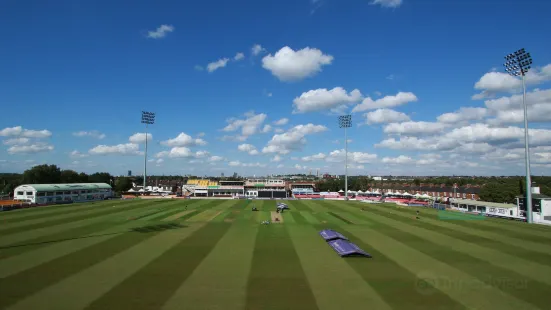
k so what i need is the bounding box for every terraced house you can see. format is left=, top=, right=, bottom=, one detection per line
left=369, top=183, right=481, bottom=200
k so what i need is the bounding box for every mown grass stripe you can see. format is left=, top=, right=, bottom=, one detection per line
left=287, top=224, right=392, bottom=310
left=0, top=202, right=119, bottom=224
left=291, top=210, right=309, bottom=224
left=282, top=212, right=296, bottom=224
left=0, top=202, right=154, bottom=248
left=289, top=200, right=314, bottom=212
left=162, top=220, right=258, bottom=310
left=368, top=205, right=551, bottom=267
left=0, top=200, right=168, bottom=236
left=0, top=199, right=134, bottom=221
left=0, top=220, right=121, bottom=259
left=310, top=221, right=463, bottom=310
left=327, top=211, right=354, bottom=224
left=8, top=223, right=203, bottom=310
left=353, top=207, right=550, bottom=309
left=0, top=218, right=149, bottom=278
left=390, top=205, right=551, bottom=243
left=299, top=212, right=321, bottom=225
left=0, top=230, right=157, bottom=309
left=162, top=210, right=196, bottom=221
left=83, top=222, right=233, bottom=310
left=245, top=224, right=318, bottom=310
left=345, top=224, right=538, bottom=310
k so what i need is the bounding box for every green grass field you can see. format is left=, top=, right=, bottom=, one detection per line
left=1, top=198, right=551, bottom=310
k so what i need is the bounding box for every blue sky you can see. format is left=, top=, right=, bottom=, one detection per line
left=1, top=0, right=551, bottom=177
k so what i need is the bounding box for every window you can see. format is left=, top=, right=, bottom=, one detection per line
left=26, top=192, right=33, bottom=196
left=17, top=191, right=24, bottom=195
left=510, top=210, right=513, bottom=216
left=55, top=192, right=64, bottom=196
left=37, top=192, right=46, bottom=197
left=47, top=192, right=54, bottom=196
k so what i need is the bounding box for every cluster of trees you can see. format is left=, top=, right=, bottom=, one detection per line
left=0, top=165, right=135, bottom=195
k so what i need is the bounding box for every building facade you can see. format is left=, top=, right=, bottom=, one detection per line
left=369, top=183, right=481, bottom=200
left=13, top=183, right=113, bottom=204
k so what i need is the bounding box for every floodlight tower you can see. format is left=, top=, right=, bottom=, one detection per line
left=141, top=111, right=155, bottom=192
left=338, top=115, right=352, bottom=201
left=504, top=48, right=533, bottom=223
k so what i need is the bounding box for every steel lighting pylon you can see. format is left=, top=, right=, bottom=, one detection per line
left=504, top=48, right=533, bottom=223
left=338, top=115, right=352, bottom=201
left=141, top=111, right=155, bottom=192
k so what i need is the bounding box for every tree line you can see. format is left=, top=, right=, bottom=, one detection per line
left=0, top=164, right=134, bottom=195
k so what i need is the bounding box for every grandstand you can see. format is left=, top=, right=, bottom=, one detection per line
left=184, top=179, right=245, bottom=197
left=13, top=183, right=113, bottom=204
left=244, top=179, right=287, bottom=198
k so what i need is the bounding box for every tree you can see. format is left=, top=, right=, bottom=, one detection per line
left=88, top=172, right=113, bottom=184
left=60, top=170, right=82, bottom=183
left=22, top=164, right=62, bottom=184
left=114, top=177, right=133, bottom=193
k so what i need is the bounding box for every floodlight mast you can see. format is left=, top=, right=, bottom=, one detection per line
left=141, top=111, right=155, bottom=193
left=504, top=48, right=533, bottom=223
left=338, top=115, right=352, bottom=201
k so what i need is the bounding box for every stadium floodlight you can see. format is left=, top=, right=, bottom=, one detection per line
left=504, top=48, right=533, bottom=223
left=338, top=115, right=352, bottom=201
left=141, top=111, right=155, bottom=192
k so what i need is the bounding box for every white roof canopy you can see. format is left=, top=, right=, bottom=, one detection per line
left=403, top=192, right=412, bottom=196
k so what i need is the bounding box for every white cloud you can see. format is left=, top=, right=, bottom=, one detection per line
left=352, top=92, right=418, bottom=113
left=437, top=107, right=487, bottom=124
left=365, top=109, right=410, bottom=125
left=234, top=52, right=245, bottom=61
left=70, top=150, right=89, bottom=158
left=370, top=0, right=402, bottom=8
left=376, top=123, right=551, bottom=152
left=128, top=133, right=152, bottom=144
left=262, top=123, right=328, bottom=154
left=0, top=126, right=52, bottom=138
left=89, top=143, right=141, bottom=156
left=161, top=132, right=207, bottom=147
left=237, top=143, right=259, bottom=155
left=229, top=160, right=241, bottom=167
left=73, top=131, right=105, bottom=139
left=227, top=160, right=266, bottom=168
left=293, top=87, right=362, bottom=113
left=220, top=135, right=247, bottom=142
left=207, top=58, right=230, bottom=73
left=3, top=137, right=30, bottom=145
left=155, top=147, right=208, bottom=158
left=274, top=118, right=289, bottom=126
left=302, top=152, right=326, bottom=161
left=383, top=121, right=448, bottom=136
left=262, top=46, right=333, bottom=82
left=472, top=64, right=551, bottom=99
left=326, top=149, right=378, bottom=163
left=251, top=44, right=266, bottom=56
left=382, top=155, right=414, bottom=164
left=223, top=112, right=267, bottom=137
left=484, top=88, right=551, bottom=125
left=147, top=24, right=174, bottom=39
left=274, top=128, right=284, bottom=133
left=209, top=155, right=224, bottom=162
left=271, top=155, right=283, bottom=162
left=8, top=143, right=54, bottom=154
left=261, top=124, right=272, bottom=133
